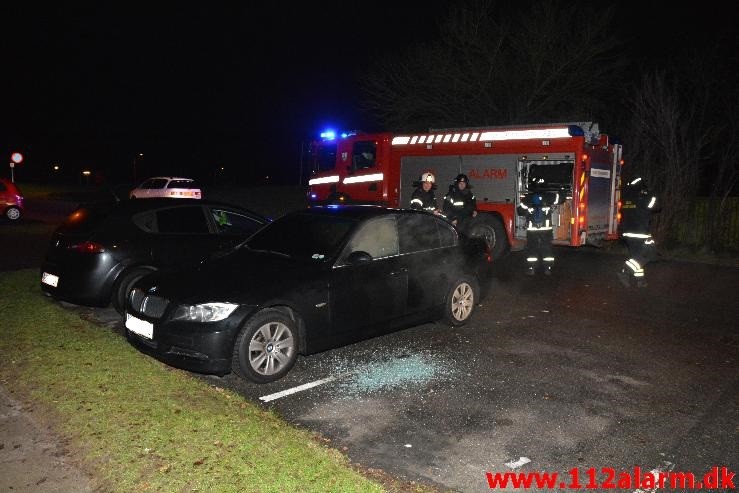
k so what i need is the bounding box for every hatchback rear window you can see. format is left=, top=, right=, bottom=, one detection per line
left=167, top=180, right=199, bottom=189
left=156, top=206, right=209, bottom=233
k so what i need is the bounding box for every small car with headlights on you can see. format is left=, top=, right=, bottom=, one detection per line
left=124, top=205, right=492, bottom=383
left=40, top=198, right=269, bottom=314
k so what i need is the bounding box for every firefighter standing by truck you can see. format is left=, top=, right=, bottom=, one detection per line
left=518, top=190, right=561, bottom=275
left=409, top=172, right=440, bottom=214
left=618, top=177, right=659, bottom=288
left=443, top=174, right=477, bottom=232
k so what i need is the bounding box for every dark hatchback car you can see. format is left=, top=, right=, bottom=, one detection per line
left=40, top=198, right=269, bottom=314
left=125, top=205, right=492, bottom=383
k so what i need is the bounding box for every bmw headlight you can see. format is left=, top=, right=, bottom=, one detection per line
left=171, top=302, right=239, bottom=322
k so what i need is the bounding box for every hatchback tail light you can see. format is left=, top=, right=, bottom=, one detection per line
left=67, top=241, right=105, bottom=253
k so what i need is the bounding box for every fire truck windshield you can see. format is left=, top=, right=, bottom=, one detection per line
left=314, top=143, right=337, bottom=172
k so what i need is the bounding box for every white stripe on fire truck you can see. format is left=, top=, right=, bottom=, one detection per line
left=308, top=175, right=340, bottom=186
left=391, top=127, right=572, bottom=146
left=343, top=173, right=383, bottom=184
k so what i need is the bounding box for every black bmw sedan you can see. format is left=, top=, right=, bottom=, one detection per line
left=40, top=198, right=269, bottom=314
left=125, top=205, right=493, bottom=383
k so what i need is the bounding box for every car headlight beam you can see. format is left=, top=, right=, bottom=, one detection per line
left=171, top=302, right=239, bottom=322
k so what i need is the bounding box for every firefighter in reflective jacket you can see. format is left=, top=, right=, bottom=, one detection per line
left=618, top=177, right=659, bottom=288
left=518, top=191, right=561, bottom=275
left=442, top=173, right=477, bottom=231
left=409, top=172, right=440, bottom=214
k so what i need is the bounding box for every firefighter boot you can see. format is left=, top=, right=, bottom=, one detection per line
left=617, top=268, right=631, bottom=288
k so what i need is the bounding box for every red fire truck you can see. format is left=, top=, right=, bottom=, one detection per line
left=307, top=122, right=623, bottom=259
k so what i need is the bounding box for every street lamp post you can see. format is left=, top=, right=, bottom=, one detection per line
left=132, top=153, right=143, bottom=182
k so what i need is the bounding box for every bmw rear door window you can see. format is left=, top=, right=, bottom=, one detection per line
left=437, top=218, right=457, bottom=247
left=398, top=214, right=440, bottom=254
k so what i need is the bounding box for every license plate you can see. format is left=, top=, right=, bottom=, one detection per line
left=126, top=313, right=153, bottom=339
left=41, top=272, right=59, bottom=287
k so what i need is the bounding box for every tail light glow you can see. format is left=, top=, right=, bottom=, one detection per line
left=68, top=241, right=105, bottom=253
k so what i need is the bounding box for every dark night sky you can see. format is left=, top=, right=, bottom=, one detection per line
left=1, top=2, right=736, bottom=185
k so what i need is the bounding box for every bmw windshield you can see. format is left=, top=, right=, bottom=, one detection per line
left=244, top=211, right=357, bottom=260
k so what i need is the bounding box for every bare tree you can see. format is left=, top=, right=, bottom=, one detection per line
left=626, top=38, right=738, bottom=251
left=704, top=97, right=739, bottom=252
left=626, top=71, right=711, bottom=246
left=358, top=0, right=624, bottom=131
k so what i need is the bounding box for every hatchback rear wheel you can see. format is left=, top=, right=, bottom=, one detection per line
left=232, top=308, right=298, bottom=383
left=443, top=276, right=478, bottom=326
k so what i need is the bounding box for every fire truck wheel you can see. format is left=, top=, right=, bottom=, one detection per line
left=443, top=276, right=479, bottom=326
left=232, top=308, right=298, bottom=383
left=469, top=215, right=508, bottom=259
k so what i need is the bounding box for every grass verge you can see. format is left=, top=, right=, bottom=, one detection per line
left=0, top=269, right=406, bottom=492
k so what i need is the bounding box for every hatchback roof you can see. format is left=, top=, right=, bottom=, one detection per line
left=145, top=176, right=195, bottom=181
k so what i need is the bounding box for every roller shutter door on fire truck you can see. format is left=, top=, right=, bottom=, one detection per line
left=398, top=155, right=518, bottom=209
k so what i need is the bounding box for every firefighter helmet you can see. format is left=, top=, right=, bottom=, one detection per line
left=421, top=172, right=435, bottom=183
left=455, top=173, right=470, bottom=185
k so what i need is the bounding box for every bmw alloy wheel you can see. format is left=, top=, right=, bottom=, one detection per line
left=248, top=321, right=295, bottom=377
left=443, top=277, right=478, bottom=326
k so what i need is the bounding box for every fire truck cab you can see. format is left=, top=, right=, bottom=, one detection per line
left=307, top=123, right=623, bottom=259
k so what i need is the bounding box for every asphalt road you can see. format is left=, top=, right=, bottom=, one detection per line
left=4, top=193, right=738, bottom=492
left=200, top=248, right=738, bottom=492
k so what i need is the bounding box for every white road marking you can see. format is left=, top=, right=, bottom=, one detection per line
left=259, top=375, right=339, bottom=402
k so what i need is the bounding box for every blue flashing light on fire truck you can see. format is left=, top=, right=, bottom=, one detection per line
left=306, top=122, right=624, bottom=259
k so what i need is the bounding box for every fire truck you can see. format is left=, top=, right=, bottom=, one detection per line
left=306, top=122, right=623, bottom=259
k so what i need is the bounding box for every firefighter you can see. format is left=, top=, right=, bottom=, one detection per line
left=442, top=173, right=477, bottom=232
left=409, top=172, right=440, bottom=214
left=518, top=190, right=561, bottom=275
left=618, top=177, right=659, bottom=288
